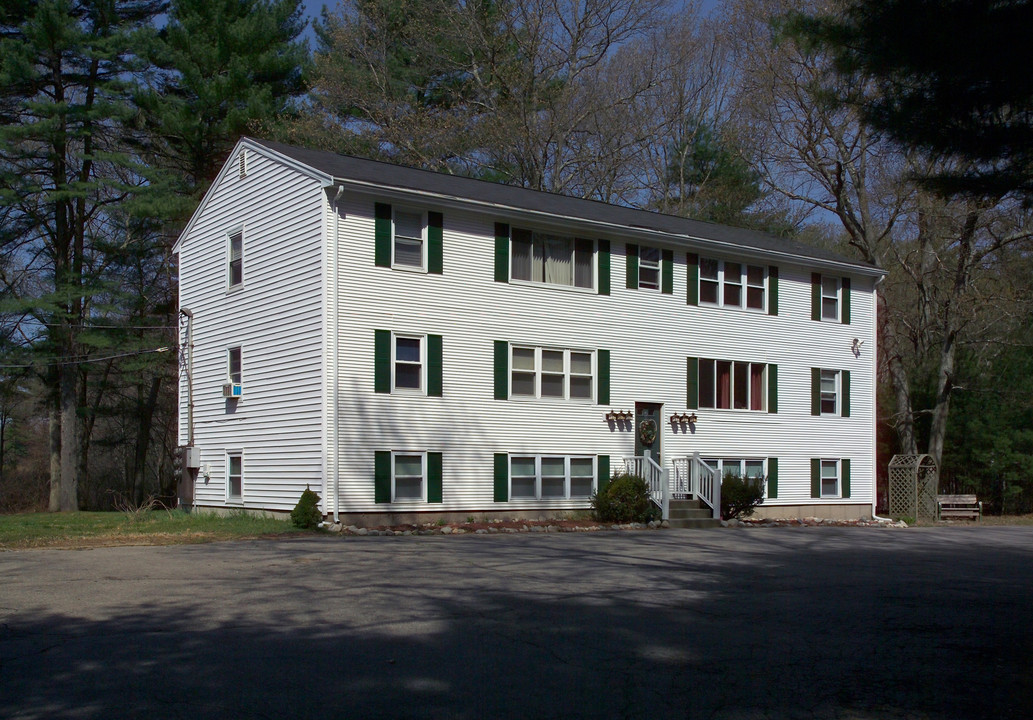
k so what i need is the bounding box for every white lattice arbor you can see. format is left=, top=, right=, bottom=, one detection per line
left=888, top=454, right=939, bottom=522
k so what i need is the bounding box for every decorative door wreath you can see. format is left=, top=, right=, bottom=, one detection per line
left=638, top=419, right=657, bottom=446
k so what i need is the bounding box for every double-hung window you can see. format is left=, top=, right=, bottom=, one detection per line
left=820, top=369, right=838, bottom=414
left=698, top=359, right=767, bottom=411
left=393, top=208, right=425, bottom=269
left=638, top=246, right=661, bottom=290
left=510, top=455, right=595, bottom=500
left=822, top=276, right=840, bottom=320
left=393, top=335, right=424, bottom=392
left=226, top=451, right=243, bottom=501
left=392, top=452, right=426, bottom=502
left=820, top=459, right=840, bottom=497
left=511, top=346, right=594, bottom=401
left=511, top=229, right=594, bottom=289
left=228, top=347, right=242, bottom=385
left=812, top=368, right=849, bottom=417
left=699, top=258, right=765, bottom=310
left=227, top=229, right=243, bottom=289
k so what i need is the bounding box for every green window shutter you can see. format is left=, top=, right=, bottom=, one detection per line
left=428, top=334, right=443, bottom=397
left=428, top=452, right=443, bottom=503
left=598, top=240, right=610, bottom=295
left=767, top=364, right=778, bottom=414
left=597, top=455, right=610, bottom=494
left=428, top=211, right=443, bottom=274
left=686, top=253, right=699, bottom=306
left=494, top=222, right=509, bottom=282
left=662, top=249, right=674, bottom=294
left=597, top=349, right=610, bottom=405
left=811, top=272, right=821, bottom=321
left=494, top=453, right=509, bottom=502
left=686, top=356, right=699, bottom=409
left=811, top=367, right=821, bottom=415
left=767, top=458, right=778, bottom=499
left=768, top=266, right=779, bottom=316
left=374, top=330, right=391, bottom=393
left=842, top=277, right=851, bottom=324
left=375, top=451, right=391, bottom=503
left=842, top=459, right=851, bottom=498
left=626, top=243, right=639, bottom=289
left=494, top=340, right=508, bottom=400
left=810, top=458, right=821, bottom=498
left=841, top=370, right=850, bottom=417
left=375, top=202, right=392, bottom=267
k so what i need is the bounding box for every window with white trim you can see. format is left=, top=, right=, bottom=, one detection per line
left=392, top=452, right=426, bottom=502
left=227, top=451, right=243, bottom=501
left=511, top=346, right=593, bottom=401
left=698, top=359, right=767, bottom=411
left=699, top=258, right=766, bottom=310
left=821, top=276, right=840, bottom=320
left=820, top=459, right=840, bottom=497
left=820, top=369, right=839, bottom=415
left=510, top=455, right=595, bottom=500
left=393, top=335, right=424, bottom=392
left=393, top=207, right=426, bottom=270
left=511, top=229, right=594, bottom=289
left=639, top=246, right=661, bottom=290
left=704, top=458, right=766, bottom=484
left=228, top=347, right=242, bottom=384
left=227, top=229, right=243, bottom=288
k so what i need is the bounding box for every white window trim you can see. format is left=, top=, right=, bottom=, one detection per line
left=638, top=246, right=661, bottom=291
left=226, top=226, right=244, bottom=292
left=391, top=333, right=426, bottom=394
left=510, top=346, right=595, bottom=403
left=226, top=450, right=243, bottom=503
left=391, top=207, right=428, bottom=272
left=391, top=450, right=427, bottom=503
left=821, top=276, right=841, bottom=321
left=227, top=346, right=242, bottom=385
left=509, top=455, right=596, bottom=501
left=820, top=369, right=840, bottom=416
left=508, top=229, right=596, bottom=292
left=703, top=458, right=768, bottom=496
left=820, top=458, right=841, bottom=498
left=699, top=258, right=767, bottom=312
left=698, top=359, right=768, bottom=412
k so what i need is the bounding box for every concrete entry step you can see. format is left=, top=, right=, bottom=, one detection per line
left=667, top=517, right=722, bottom=529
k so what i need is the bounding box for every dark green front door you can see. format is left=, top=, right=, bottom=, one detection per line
left=635, top=402, right=662, bottom=464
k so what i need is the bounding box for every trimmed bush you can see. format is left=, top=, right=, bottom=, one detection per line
left=592, top=472, right=657, bottom=523
left=720, top=472, right=765, bottom=520
left=290, top=486, right=323, bottom=529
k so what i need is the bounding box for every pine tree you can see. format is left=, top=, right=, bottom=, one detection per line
left=0, top=0, right=164, bottom=511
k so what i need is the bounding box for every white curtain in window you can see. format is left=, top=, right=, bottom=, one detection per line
left=544, top=236, right=572, bottom=285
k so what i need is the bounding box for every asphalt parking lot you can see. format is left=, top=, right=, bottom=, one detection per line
left=2, top=526, right=1031, bottom=719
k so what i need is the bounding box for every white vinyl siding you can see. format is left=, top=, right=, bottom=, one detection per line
left=177, top=140, right=879, bottom=518
left=176, top=143, right=325, bottom=513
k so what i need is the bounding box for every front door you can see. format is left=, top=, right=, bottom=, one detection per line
left=635, top=402, right=663, bottom=465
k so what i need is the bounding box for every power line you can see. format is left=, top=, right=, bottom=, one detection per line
left=0, top=346, right=175, bottom=369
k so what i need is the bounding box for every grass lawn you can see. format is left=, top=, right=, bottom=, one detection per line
left=0, top=510, right=309, bottom=551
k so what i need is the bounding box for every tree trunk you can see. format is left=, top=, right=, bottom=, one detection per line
left=48, top=397, right=61, bottom=512
left=926, top=333, right=956, bottom=470
left=131, top=375, right=163, bottom=505
left=58, top=365, right=78, bottom=511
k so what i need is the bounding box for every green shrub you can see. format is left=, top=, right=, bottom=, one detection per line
left=290, top=486, right=323, bottom=529
left=592, top=472, right=658, bottom=523
left=720, top=472, right=765, bottom=520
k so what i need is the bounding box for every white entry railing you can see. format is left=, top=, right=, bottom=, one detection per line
left=622, top=455, right=669, bottom=520
left=671, top=453, right=721, bottom=520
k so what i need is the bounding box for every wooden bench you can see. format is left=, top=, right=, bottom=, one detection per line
left=938, top=494, right=982, bottom=521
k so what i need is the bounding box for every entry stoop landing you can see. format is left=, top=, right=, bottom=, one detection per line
left=667, top=498, right=721, bottom=529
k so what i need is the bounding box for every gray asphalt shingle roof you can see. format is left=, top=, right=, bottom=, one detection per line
left=251, top=137, right=881, bottom=274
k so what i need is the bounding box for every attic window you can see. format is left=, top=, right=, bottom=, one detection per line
left=238, top=150, right=247, bottom=179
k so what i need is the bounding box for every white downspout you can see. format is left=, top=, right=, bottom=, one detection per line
left=869, top=274, right=894, bottom=522
left=332, top=185, right=344, bottom=523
